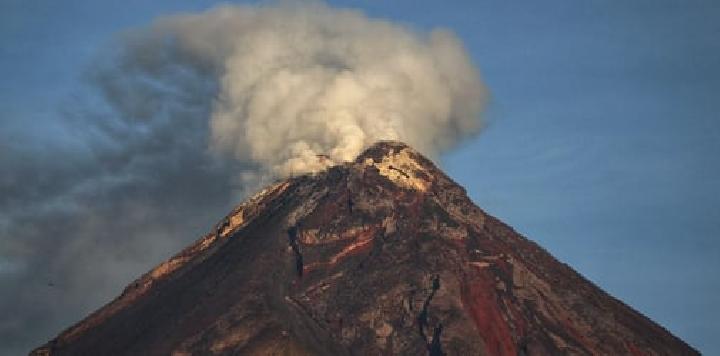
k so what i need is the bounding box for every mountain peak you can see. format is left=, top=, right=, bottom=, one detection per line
left=353, top=141, right=436, bottom=192
left=356, top=140, right=416, bottom=160
left=32, top=141, right=698, bottom=356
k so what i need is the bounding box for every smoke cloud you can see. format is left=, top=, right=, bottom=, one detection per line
left=127, top=2, right=486, bottom=176
left=0, top=2, right=485, bottom=354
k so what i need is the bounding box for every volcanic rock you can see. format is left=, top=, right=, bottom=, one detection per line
left=31, top=141, right=698, bottom=355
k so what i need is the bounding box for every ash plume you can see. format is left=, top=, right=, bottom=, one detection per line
left=125, top=2, right=487, bottom=176
left=0, top=2, right=485, bottom=354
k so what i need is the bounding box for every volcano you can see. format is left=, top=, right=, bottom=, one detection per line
left=32, top=141, right=697, bottom=355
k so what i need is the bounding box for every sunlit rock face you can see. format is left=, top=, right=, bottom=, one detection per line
left=32, top=141, right=698, bottom=356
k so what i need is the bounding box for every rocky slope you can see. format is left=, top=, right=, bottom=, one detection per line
left=31, top=141, right=698, bottom=355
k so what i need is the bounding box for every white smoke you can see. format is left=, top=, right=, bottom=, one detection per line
left=124, top=2, right=487, bottom=177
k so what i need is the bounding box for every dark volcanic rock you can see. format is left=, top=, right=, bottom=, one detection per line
left=31, top=141, right=698, bottom=355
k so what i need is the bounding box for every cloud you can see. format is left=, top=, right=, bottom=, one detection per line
left=0, top=2, right=485, bottom=354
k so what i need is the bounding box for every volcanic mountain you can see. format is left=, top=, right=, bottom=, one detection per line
left=32, top=141, right=697, bottom=355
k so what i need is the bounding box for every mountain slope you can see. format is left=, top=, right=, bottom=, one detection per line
left=32, top=141, right=698, bottom=355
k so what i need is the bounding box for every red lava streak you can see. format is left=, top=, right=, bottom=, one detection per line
left=304, top=228, right=377, bottom=273
left=461, top=270, right=517, bottom=356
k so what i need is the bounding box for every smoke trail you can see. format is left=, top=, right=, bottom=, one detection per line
left=0, top=3, right=485, bottom=354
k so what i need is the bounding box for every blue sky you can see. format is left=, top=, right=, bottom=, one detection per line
left=1, top=0, right=718, bottom=353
